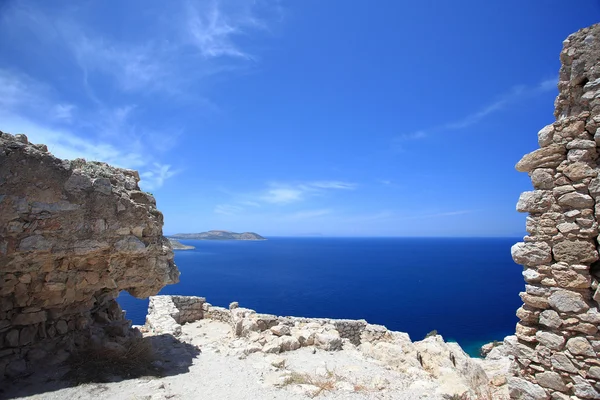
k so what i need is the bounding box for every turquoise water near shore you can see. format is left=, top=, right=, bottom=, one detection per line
left=117, top=237, right=523, bottom=357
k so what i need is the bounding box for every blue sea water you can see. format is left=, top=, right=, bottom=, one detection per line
left=117, top=237, right=524, bottom=357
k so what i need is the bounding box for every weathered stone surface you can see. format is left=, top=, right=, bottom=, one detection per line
left=563, top=161, right=597, bottom=180
left=535, top=371, right=568, bottom=392
left=535, top=331, right=564, bottom=350
left=566, top=337, right=596, bottom=357
left=512, top=242, right=552, bottom=266
left=538, top=125, right=555, bottom=147
left=572, top=375, right=600, bottom=399
left=553, top=240, right=598, bottom=264
left=0, top=132, right=179, bottom=379
left=557, top=192, right=594, bottom=208
left=516, top=145, right=566, bottom=172
left=531, top=169, right=555, bottom=190
left=551, top=353, right=578, bottom=373
left=548, top=289, right=589, bottom=313
left=508, top=377, right=549, bottom=400
left=517, top=191, right=555, bottom=213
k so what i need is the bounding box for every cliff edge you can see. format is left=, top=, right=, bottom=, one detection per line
left=0, top=131, right=179, bottom=380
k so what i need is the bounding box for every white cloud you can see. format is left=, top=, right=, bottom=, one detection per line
left=0, top=70, right=175, bottom=189
left=53, top=104, right=76, bottom=122
left=140, top=164, right=178, bottom=191
left=308, top=181, right=357, bottom=190
left=262, top=187, right=304, bottom=204
left=394, top=77, right=558, bottom=147
left=260, top=181, right=357, bottom=204
left=187, top=1, right=253, bottom=60
left=1, top=114, right=146, bottom=168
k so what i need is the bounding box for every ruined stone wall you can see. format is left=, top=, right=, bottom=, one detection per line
left=510, top=23, right=600, bottom=399
left=0, top=132, right=179, bottom=379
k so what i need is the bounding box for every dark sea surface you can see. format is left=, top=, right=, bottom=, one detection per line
left=117, top=237, right=523, bottom=357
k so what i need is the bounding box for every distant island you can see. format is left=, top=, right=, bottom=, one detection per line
left=170, top=230, right=266, bottom=241
left=167, top=238, right=195, bottom=250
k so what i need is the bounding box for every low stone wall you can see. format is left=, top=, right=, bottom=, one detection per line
left=145, top=295, right=420, bottom=349
left=143, top=295, right=495, bottom=398
left=0, top=132, right=178, bottom=380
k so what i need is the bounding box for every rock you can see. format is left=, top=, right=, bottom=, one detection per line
left=553, top=240, right=598, bottom=264
left=244, top=343, right=262, bottom=355
left=315, top=333, right=342, bottom=351
left=539, top=310, right=562, bottom=329
left=0, top=131, right=179, bottom=379
left=563, top=161, right=597, bottom=181
left=588, top=366, right=600, bottom=379
left=516, top=145, right=566, bottom=172
left=512, top=242, right=552, bottom=266
left=550, top=353, right=578, bottom=373
left=535, top=371, right=568, bottom=392
left=531, top=169, right=555, bottom=189
left=270, top=356, right=286, bottom=368
left=517, top=191, right=554, bottom=213
left=12, top=311, right=47, bottom=326
left=535, top=331, right=564, bottom=351
left=557, top=192, right=594, bottom=208
left=262, top=341, right=281, bottom=354
left=270, top=324, right=291, bottom=337
left=5, top=359, right=27, bottom=378
left=566, top=337, right=596, bottom=357
left=229, top=302, right=239, bottom=310
left=538, top=125, right=555, bottom=147
left=548, top=289, right=589, bottom=313
left=572, top=375, right=600, bottom=399
left=279, top=336, right=301, bottom=352
left=508, top=377, right=549, bottom=400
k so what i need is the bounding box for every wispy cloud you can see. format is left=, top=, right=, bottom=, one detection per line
left=260, top=181, right=357, bottom=204
left=262, top=187, right=305, bottom=204
left=308, top=181, right=357, bottom=190
left=212, top=180, right=356, bottom=215
left=393, top=78, right=557, bottom=148
left=186, top=0, right=264, bottom=60
left=0, top=69, right=173, bottom=188
left=140, top=164, right=179, bottom=191
left=0, top=1, right=281, bottom=191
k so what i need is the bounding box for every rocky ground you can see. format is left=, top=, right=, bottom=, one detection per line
left=1, top=315, right=511, bottom=400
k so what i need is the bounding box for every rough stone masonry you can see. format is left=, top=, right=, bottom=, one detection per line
left=0, top=132, right=179, bottom=380
left=511, top=23, right=600, bottom=399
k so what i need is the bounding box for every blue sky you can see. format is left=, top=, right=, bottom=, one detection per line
left=1, top=1, right=598, bottom=236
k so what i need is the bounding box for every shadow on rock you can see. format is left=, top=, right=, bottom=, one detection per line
left=0, top=334, right=201, bottom=399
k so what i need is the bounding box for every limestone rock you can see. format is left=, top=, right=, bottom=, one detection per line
left=0, top=132, right=179, bottom=379
left=535, top=371, right=568, bottom=392
left=508, top=377, right=549, bottom=400
left=516, top=145, right=566, bottom=172
left=552, top=240, right=598, bottom=264
left=566, top=337, right=596, bottom=357
left=517, top=191, right=554, bottom=213
left=512, top=242, right=552, bottom=266
left=548, top=289, right=589, bottom=313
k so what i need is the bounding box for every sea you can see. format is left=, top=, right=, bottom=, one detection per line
left=117, top=237, right=524, bottom=357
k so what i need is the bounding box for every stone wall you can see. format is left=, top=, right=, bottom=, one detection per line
left=510, top=23, right=600, bottom=399
left=0, top=132, right=179, bottom=380
left=143, top=295, right=496, bottom=398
